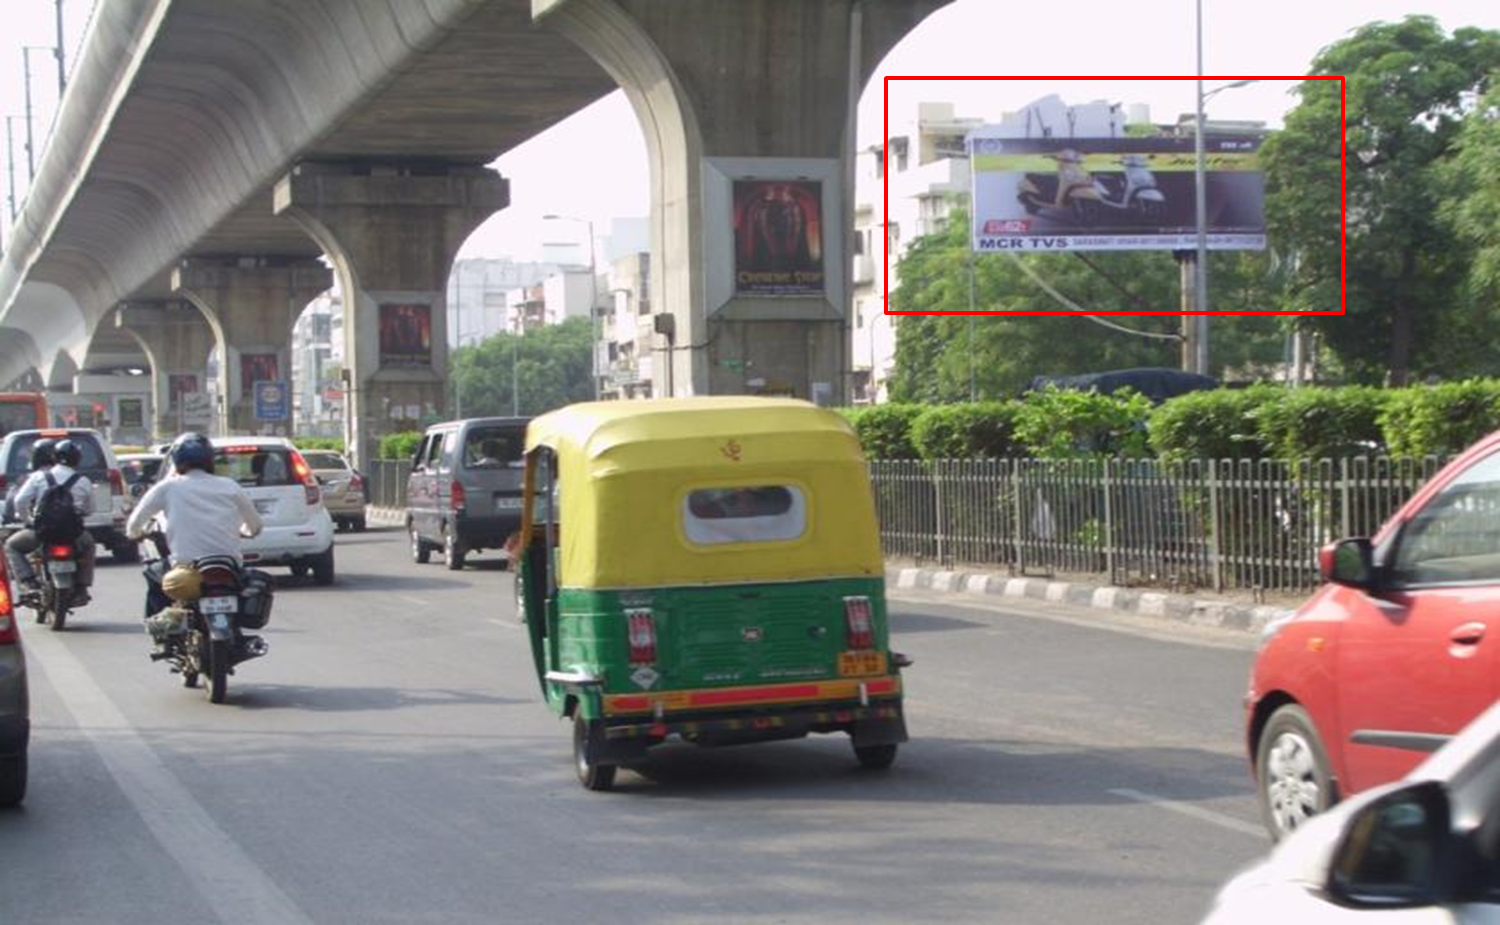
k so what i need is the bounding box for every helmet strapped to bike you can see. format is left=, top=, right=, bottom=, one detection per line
left=29, top=439, right=57, bottom=471
left=53, top=439, right=82, bottom=468
left=162, top=564, right=203, bottom=603
left=171, top=432, right=214, bottom=474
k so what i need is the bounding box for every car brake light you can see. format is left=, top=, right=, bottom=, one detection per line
left=626, top=609, right=657, bottom=664
left=289, top=450, right=319, bottom=505
left=349, top=473, right=365, bottom=492
left=844, top=596, right=874, bottom=650
left=108, top=468, right=125, bottom=495
left=450, top=480, right=466, bottom=512
left=47, top=546, right=74, bottom=559
left=0, top=561, right=14, bottom=644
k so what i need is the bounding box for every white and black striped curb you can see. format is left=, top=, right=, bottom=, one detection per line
left=367, top=506, right=405, bottom=526
left=886, top=566, right=1296, bottom=635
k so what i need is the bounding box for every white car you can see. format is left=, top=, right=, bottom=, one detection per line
left=149, top=438, right=336, bottom=584
left=1203, top=698, right=1500, bottom=923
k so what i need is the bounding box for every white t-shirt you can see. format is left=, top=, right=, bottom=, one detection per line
left=125, top=469, right=263, bottom=565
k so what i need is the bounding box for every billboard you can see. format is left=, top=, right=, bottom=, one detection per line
left=239, top=353, right=280, bottom=397
left=379, top=303, right=433, bottom=367
left=732, top=180, right=824, bottom=296
left=968, top=134, right=1265, bottom=252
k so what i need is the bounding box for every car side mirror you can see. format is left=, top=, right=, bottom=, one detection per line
left=1327, top=781, right=1454, bottom=909
left=1320, top=538, right=1375, bottom=589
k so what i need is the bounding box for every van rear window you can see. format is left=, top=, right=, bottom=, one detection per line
left=683, top=486, right=806, bottom=545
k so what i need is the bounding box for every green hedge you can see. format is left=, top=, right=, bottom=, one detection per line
left=1378, top=380, right=1500, bottom=458
left=842, top=378, right=1500, bottom=462
left=378, top=431, right=424, bottom=461
left=910, top=402, right=1021, bottom=460
left=1149, top=386, right=1279, bottom=462
left=293, top=436, right=345, bottom=453
left=1254, top=386, right=1389, bottom=462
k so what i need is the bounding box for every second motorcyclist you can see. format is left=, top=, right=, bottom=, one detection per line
left=3, top=439, right=97, bottom=605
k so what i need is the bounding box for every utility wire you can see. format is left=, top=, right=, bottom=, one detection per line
left=1002, top=251, right=1183, bottom=342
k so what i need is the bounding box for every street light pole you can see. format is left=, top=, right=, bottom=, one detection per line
left=5, top=116, right=17, bottom=222
left=1193, top=0, right=1209, bottom=376
left=54, top=0, right=67, bottom=96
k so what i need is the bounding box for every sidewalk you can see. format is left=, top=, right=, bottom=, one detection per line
left=364, top=506, right=1297, bottom=634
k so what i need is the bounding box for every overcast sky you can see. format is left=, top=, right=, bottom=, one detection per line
left=2, top=0, right=1497, bottom=263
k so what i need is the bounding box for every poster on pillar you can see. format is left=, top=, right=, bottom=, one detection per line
left=168, top=374, right=199, bottom=410
left=379, top=303, right=433, bottom=368
left=239, top=354, right=280, bottom=398
left=732, top=181, right=825, bottom=297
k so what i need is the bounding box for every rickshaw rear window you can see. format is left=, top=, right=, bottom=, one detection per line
left=684, top=486, right=805, bottom=545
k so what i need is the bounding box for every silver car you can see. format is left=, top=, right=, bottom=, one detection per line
left=300, top=450, right=367, bottom=533
left=0, top=552, right=29, bottom=807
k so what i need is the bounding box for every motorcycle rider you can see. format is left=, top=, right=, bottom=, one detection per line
left=4, top=438, right=97, bottom=605
left=2, top=438, right=55, bottom=525
left=125, top=433, right=263, bottom=616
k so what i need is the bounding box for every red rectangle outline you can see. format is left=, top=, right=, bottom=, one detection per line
left=881, top=75, right=1346, bottom=317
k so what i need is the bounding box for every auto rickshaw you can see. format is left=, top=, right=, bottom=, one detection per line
left=515, top=397, right=910, bottom=791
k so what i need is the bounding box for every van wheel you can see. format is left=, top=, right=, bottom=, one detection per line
left=311, top=548, right=335, bottom=586
left=574, top=717, right=617, bottom=792
left=853, top=742, right=898, bottom=770
left=410, top=525, right=430, bottom=564
left=1257, top=704, right=1336, bottom=841
left=444, top=530, right=465, bottom=571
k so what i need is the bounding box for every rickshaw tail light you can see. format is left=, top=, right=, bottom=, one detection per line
left=844, top=596, right=874, bottom=650
left=626, top=609, right=657, bottom=664
left=450, top=480, right=466, bottom=512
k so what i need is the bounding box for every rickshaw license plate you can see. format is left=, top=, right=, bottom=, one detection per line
left=201, top=596, right=238, bottom=615
left=838, top=651, right=886, bottom=677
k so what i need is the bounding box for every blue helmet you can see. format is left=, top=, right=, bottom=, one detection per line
left=171, top=432, right=214, bottom=473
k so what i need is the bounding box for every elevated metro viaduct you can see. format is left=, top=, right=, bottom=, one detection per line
left=0, top=0, right=950, bottom=468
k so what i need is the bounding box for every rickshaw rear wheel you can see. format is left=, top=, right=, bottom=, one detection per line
left=574, top=716, right=617, bottom=792
left=853, top=742, right=898, bottom=770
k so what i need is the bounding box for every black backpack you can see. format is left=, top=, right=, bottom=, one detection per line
left=33, top=472, right=85, bottom=543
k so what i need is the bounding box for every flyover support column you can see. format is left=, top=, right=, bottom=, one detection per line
left=172, top=259, right=333, bottom=437
left=536, top=0, right=948, bottom=403
left=274, top=163, right=508, bottom=469
left=115, top=301, right=217, bottom=441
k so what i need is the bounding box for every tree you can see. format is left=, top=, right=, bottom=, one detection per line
left=1444, top=81, right=1500, bottom=306
left=887, top=209, right=1287, bottom=401
left=450, top=317, right=593, bottom=418
left=1264, top=16, right=1500, bottom=384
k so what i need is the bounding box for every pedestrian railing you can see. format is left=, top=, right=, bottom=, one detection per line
left=869, top=456, right=1450, bottom=595
left=366, top=459, right=412, bottom=510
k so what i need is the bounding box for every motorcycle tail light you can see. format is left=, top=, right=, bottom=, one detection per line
left=626, top=609, right=657, bottom=665
left=450, top=480, right=466, bottom=512
left=844, top=596, right=874, bottom=650
left=47, top=546, right=74, bottom=559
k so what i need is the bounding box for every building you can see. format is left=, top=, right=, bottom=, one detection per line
left=447, top=258, right=560, bottom=348
left=600, top=251, right=653, bottom=400
left=290, top=291, right=342, bottom=437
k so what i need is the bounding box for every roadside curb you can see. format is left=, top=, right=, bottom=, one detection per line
left=886, top=565, right=1295, bottom=635
left=366, top=505, right=1292, bottom=634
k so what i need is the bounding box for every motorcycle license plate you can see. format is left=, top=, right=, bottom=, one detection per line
left=47, top=560, right=77, bottom=574
left=201, top=596, right=238, bottom=615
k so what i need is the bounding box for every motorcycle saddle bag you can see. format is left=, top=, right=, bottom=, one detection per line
left=238, top=569, right=275, bottom=629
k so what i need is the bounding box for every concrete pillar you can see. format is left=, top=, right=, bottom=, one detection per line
left=273, top=162, right=508, bottom=469
left=171, top=259, right=333, bottom=437
left=115, top=300, right=217, bottom=441
left=536, top=0, right=949, bottom=404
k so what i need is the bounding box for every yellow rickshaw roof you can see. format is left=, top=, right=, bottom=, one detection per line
left=526, top=397, right=860, bottom=464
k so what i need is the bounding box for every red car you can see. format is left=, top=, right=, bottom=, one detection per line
left=1248, top=431, right=1500, bottom=840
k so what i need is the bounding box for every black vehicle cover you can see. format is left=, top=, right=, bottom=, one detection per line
left=1025, top=367, right=1219, bottom=404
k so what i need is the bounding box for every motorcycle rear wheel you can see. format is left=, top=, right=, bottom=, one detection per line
left=207, top=639, right=229, bottom=704
left=50, top=589, right=71, bottom=632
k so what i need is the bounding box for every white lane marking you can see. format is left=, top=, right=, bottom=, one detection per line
left=396, top=595, right=429, bottom=607
left=25, top=630, right=314, bottom=925
left=1109, top=787, right=1265, bottom=838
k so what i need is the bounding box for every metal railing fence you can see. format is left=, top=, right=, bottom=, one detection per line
left=871, top=456, right=1451, bottom=594
left=366, top=459, right=412, bottom=510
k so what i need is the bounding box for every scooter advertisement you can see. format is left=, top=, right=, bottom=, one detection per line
left=967, top=134, right=1266, bottom=252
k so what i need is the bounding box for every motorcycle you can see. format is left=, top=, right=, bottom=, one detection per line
left=143, top=531, right=272, bottom=704
left=1016, top=151, right=1166, bottom=226
left=0, top=523, right=86, bottom=631
left=1093, top=155, right=1167, bottom=222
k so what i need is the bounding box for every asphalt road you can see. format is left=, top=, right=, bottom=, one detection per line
left=1, top=527, right=1271, bottom=924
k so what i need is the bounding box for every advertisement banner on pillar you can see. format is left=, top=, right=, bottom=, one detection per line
left=379, top=303, right=433, bottom=367
left=117, top=398, right=144, bottom=429
left=732, top=180, right=825, bottom=296
left=240, top=354, right=280, bottom=398
left=180, top=392, right=212, bottom=426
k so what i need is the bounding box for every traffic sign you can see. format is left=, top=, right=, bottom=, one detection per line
left=254, top=380, right=289, bottom=421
